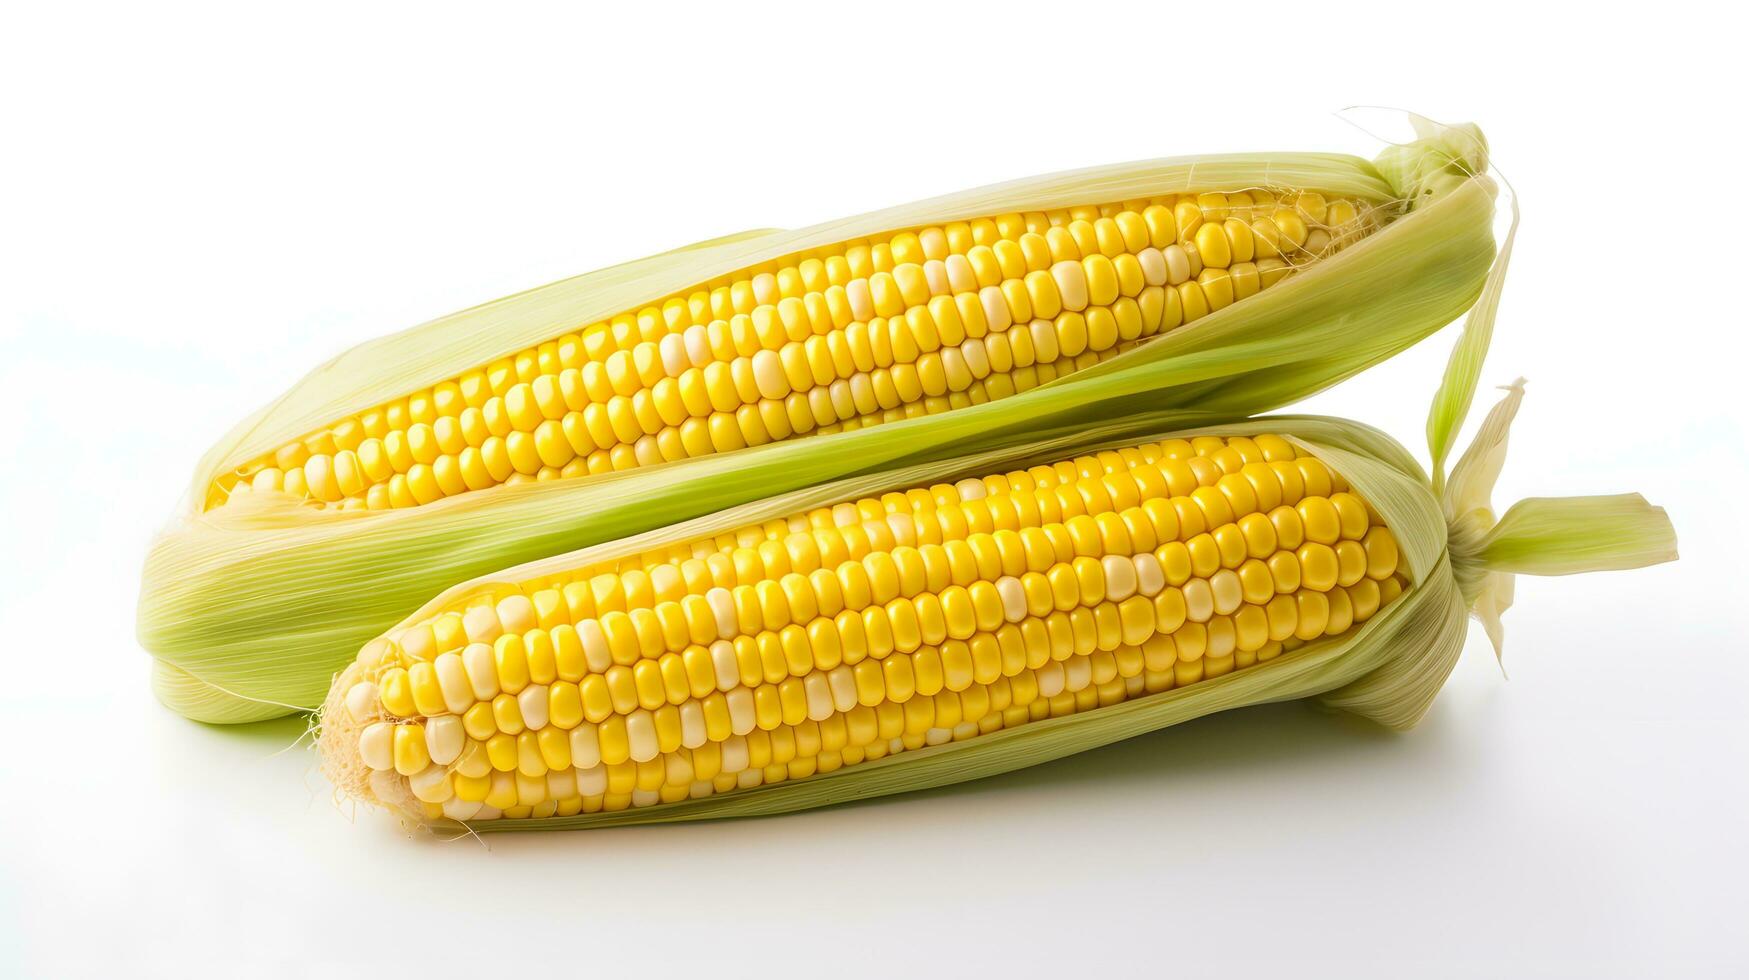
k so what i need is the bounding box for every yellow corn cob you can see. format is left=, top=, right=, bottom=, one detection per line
left=326, top=432, right=1407, bottom=822
left=212, top=191, right=1378, bottom=513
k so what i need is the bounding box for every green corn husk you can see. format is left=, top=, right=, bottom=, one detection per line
left=142, top=121, right=1504, bottom=724
left=316, top=298, right=1676, bottom=831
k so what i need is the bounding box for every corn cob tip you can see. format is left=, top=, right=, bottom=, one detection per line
left=318, top=661, right=431, bottom=827
left=1374, top=118, right=1490, bottom=207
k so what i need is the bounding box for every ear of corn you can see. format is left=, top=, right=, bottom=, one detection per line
left=142, top=122, right=1504, bottom=723
left=315, top=324, right=1676, bottom=829
left=207, top=191, right=1385, bottom=513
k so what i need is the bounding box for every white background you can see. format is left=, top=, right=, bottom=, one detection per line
left=2, top=2, right=1743, bottom=976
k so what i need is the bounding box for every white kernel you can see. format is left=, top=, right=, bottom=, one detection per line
left=679, top=701, right=707, bottom=748
left=648, top=563, right=681, bottom=598
left=496, top=595, right=537, bottom=633
left=665, top=753, right=694, bottom=786
left=939, top=347, right=970, bottom=389
left=1183, top=579, right=1214, bottom=622
left=574, top=764, right=607, bottom=795
left=441, top=797, right=484, bottom=822
left=828, top=666, right=858, bottom=713
left=394, top=629, right=433, bottom=663
left=461, top=642, right=499, bottom=700
left=424, top=715, right=465, bottom=765
left=434, top=652, right=473, bottom=715
left=1163, top=245, right=1192, bottom=284
left=1134, top=553, right=1166, bottom=596
left=577, top=620, right=611, bottom=673
left=658, top=334, right=688, bottom=376
left=1209, top=569, right=1243, bottom=616
left=1051, top=260, right=1089, bottom=312
left=705, top=590, right=737, bottom=640
left=846, top=279, right=874, bottom=321
left=517, top=684, right=550, bottom=730
left=751, top=349, right=789, bottom=400
left=408, top=765, right=453, bottom=804
left=944, top=254, right=977, bottom=293
left=358, top=723, right=394, bottom=771
left=886, top=513, right=917, bottom=547
left=546, top=767, right=577, bottom=800
left=995, top=577, right=1028, bottom=622
left=804, top=673, right=834, bottom=721
left=959, top=337, right=991, bottom=379
left=720, top=735, right=750, bottom=773
left=1029, top=319, right=1059, bottom=362
left=1065, top=656, right=1092, bottom=692
left=847, top=373, right=875, bottom=411
left=462, top=606, right=503, bottom=644
left=1036, top=661, right=1066, bottom=697
left=626, top=709, right=659, bottom=762
left=344, top=681, right=379, bottom=722
left=751, top=272, right=779, bottom=306
left=683, top=324, right=713, bottom=368
left=979, top=285, right=1012, bottom=333
left=726, top=687, right=756, bottom=735
left=710, top=639, right=740, bottom=692
left=569, top=724, right=602, bottom=769
left=1138, top=247, right=1168, bottom=286
left=918, top=227, right=948, bottom=259
left=1102, top=555, right=1139, bottom=601
left=922, top=259, right=950, bottom=296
